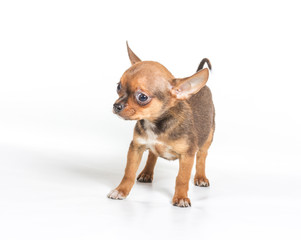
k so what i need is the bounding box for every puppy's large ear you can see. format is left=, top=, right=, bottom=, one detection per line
left=126, top=41, right=141, bottom=65
left=170, top=68, right=209, bottom=100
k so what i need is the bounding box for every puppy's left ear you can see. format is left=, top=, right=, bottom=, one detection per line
left=126, top=41, right=141, bottom=65
left=170, top=68, right=209, bottom=100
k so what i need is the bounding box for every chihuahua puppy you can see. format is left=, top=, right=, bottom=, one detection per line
left=107, top=43, right=215, bottom=207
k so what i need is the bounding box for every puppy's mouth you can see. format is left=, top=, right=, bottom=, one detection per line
left=113, top=108, right=136, bottom=120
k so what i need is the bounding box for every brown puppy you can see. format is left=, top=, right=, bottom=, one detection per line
left=107, top=43, right=215, bottom=207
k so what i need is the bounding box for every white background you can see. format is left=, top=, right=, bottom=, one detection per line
left=0, top=0, right=301, bottom=239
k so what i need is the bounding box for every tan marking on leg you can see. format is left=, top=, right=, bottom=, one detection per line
left=107, top=141, right=144, bottom=199
left=172, top=154, right=194, bottom=207
left=137, top=151, right=158, bottom=182
left=194, top=128, right=214, bottom=187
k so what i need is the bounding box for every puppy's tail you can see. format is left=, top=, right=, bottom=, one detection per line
left=196, top=58, right=212, bottom=72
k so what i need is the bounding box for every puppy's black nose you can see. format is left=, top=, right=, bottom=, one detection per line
left=113, top=103, right=124, bottom=113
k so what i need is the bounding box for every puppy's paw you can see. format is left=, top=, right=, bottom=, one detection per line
left=107, top=189, right=126, bottom=200
left=137, top=172, right=153, bottom=183
left=172, top=197, right=191, bottom=208
left=194, top=177, right=210, bottom=187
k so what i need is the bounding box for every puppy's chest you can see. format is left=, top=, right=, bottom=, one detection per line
left=136, top=125, right=178, bottom=160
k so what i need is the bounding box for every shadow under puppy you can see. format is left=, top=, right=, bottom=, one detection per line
left=108, top=43, right=215, bottom=207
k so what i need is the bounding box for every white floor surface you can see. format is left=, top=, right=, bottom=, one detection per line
left=1, top=143, right=300, bottom=240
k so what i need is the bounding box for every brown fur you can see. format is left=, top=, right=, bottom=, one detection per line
left=137, top=151, right=157, bottom=182
left=107, top=43, right=215, bottom=207
left=194, top=128, right=214, bottom=187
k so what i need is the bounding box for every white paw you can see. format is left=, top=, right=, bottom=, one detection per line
left=107, top=189, right=126, bottom=200
left=172, top=197, right=191, bottom=207
left=137, top=173, right=153, bottom=182
left=194, top=177, right=210, bottom=187
left=177, top=199, right=191, bottom=207
left=200, top=181, right=209, bottom=187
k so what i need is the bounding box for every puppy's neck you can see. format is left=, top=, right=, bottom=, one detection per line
left=139, top=101, right=188, bottom=135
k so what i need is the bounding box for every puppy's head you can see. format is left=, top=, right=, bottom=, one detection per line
left=113, top=43, right=209, bottom=121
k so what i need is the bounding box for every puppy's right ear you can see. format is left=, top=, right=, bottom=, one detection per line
left=126, top=41, right=141, bottom=65
left=170, top=68, right=209, bottom=100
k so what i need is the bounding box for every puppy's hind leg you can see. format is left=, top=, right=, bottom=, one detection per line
left=137, top=151, right=158, bottom=183
left=194, top=128, right=214, bottom=187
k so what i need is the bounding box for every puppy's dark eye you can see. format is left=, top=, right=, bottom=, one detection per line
left=138, top=93, right=148, bottom=102
left=117, top=82, right=121, bottom=92
left=135, top=92, right=151, bottom=105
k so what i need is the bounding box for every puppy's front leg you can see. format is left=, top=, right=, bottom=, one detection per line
left=172, top=154, right=194, bottom=207
left=108, top=141, right=144, bottom=200
left=137, top=151, right=158, bottom=183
